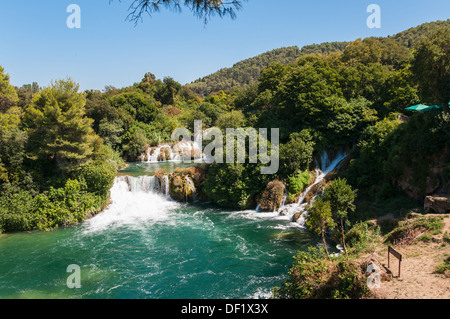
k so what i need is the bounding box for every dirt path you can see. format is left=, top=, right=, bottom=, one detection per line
left=363, top=214, right=450, bottom=299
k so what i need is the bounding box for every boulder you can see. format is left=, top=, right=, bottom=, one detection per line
left=169, top=175, right=194, bottom=202
left=258, top=180, right=286, bottom=212
left=292, top=212, right=302, bottom=222
left=424, top=195, right=450, bottom=213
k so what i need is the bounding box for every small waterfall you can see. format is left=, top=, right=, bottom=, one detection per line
left=125, top=175, right=161, bottom=194
left=84, top=176, right=179, bottom=232
left=185, top=176, right=197, bottom=201
left=276, top=150, right=347, bottom=227
left=141, top=136, right=205, bottom=163
left=161, top=175, right=170, bottom=199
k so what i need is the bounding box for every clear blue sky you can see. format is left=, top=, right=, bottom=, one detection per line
left=0, top=0, right=449, bottom=91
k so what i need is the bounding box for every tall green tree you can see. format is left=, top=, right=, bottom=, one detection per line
left=24, top=79, right=98, bottom=174
left=323, top=178, right=357, bottom=255
left=0, top=66, right=19, bottom=112
left=306, top=197, right=336, bottom=259
left=412, top=28, right=450, bottom=108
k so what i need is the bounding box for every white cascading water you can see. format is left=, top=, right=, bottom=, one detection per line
left=83, top=175, right=179, bottom=233
left=141, top=135, right=205, bottom=163
left=276, top=150, right=348, bottom=227
left=161, top=175, right=170, bottom=199
left=185, top=176, right=197, bottom=201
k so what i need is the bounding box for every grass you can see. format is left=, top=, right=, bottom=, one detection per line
left=435, top=257, right=450, bottom=277
left=384, top=215, right=445, bottom=246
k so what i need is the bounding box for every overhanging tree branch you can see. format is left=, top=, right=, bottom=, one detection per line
left=111, top=0, right=244, bottom=25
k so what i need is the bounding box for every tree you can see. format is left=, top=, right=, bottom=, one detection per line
left=154, top=77, right=182, bottom=106
left=120, top=0, right=244, bottom=24
left=0, top=66, right=19, bottom=112
left=323, top=178, right=357, bottom=255
left=216, top=110, right=245, bottom=130
left=306, top=197, right=336, bottom=259
left=279, top=130, right=315, bottom=178
left=24, top=79, right=98, bottom=174
left=412, top=28, right=450, bottom=108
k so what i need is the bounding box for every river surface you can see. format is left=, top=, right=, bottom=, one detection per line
left=0, top=163, right=317, bottom=299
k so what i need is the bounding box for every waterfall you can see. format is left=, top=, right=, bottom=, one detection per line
left=161, top=175, right=170, bottom=199
left=185, top=176, right=197, bottom=201
left=141, top=136, right=205, bottom=163
left=84, top=176, right=179, bottom=232
left=276, top=150, right=347, bottom=227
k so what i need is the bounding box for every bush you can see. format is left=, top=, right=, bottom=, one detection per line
left=279, top=130, right=315, bottom=178
left=385, top=215, right=444, bottom=245
left=272, top=247, right=371, bottom=299
left=77, top=161, right=117, bottom=196
left=342, top=221, right=381, bottom=254
left=288, top=171, right=311, bottom=197
left=435, top=257, right=450, bottom=277
left=0, top=178, right=109, bottom=233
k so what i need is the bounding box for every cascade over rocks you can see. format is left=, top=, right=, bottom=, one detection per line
left=259, top=150, right=348, bottom=227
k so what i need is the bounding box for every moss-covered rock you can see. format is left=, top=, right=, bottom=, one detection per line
left=258, top=180, right=286, bottom=212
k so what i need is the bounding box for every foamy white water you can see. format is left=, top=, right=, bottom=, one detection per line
left=83, top=176, right=180, bottom=233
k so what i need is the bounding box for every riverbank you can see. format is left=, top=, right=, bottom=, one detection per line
left=361, top=213, right=450, bottom=299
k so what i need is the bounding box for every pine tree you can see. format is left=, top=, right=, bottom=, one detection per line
left=24, top=79, right=97, bottom=174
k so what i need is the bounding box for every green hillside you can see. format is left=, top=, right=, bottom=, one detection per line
left=187, top=43, right=349, bottom=96
left=187, top=19, right=450, bottom=96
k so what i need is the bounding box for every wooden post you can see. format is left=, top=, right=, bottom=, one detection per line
left=388, top=246, right=403, bottom=279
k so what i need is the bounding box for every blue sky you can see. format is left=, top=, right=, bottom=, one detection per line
left=0, top=0, right=449, bottom=91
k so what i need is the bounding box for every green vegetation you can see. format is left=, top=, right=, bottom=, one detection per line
left=0, top=19, right=449, bottom=299
left=0, top=75, right=121, bottom=233
left=187, top=42, right=350, bottom=97
left=435, top=257, right=450, bottom=277
left=385, top=215, right=445, bottom=245
left=323, top=178, right=357, bottom=254
left=288, top=171, right=311, bottom=199
left=272, top=247, right=371, bottom=299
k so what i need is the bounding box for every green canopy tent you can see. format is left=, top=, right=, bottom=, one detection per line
left=405, top=104, right=430, bottom=112
left=405, top=103, right=449, bottom=112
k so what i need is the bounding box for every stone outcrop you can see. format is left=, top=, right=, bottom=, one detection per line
left=424, top=195, right=450, bottom=213
left=258, top=180, right=286, bottom=212
left=395, top=149, right=448, bottom=200
left=159, top=165, right=209, bottom=203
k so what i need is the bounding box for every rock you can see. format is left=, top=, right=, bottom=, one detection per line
left=279, top=208, right=289, bottom=216
left=424, top=195, right=450, bottom=213
left=395, top=148, right=448, bottom=200
left=292, top=213, right=302, bottom=222
left=158, top=147, right=172, bottom=161
left=258, top=180, right=286, bottom=212
left=169, top=175, right=194, bottom=202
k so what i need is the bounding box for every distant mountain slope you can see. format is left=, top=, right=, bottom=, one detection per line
left=389, top=19, right=450, bottom=48
left=187, top=19, right=450, bottom=96
left=187, top=43, right=349, bottom=96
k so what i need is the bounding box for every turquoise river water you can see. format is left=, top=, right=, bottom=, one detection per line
left=0, top=163, right=318, bottom=299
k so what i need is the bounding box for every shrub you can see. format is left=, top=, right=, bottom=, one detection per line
left=77, top=161, right=117, bottom=196
left=385, top=215, right=444, bottom=245
left=343, top=221, right=381, bottom=254
left=288, top=171, right=311, bottom=197
left=435, top=257, right=450, bottom=277
left=272, top=247, right=371, bottom=299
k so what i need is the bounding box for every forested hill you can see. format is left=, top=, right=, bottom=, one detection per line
left=187, top=19, right=450, bottom=96
left=390, top=19, right=450, bottom=48
left=186, top=42, right=349, bottom=96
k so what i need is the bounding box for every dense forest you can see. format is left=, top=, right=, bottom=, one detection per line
left=186, top=19, right=450, bottom=97
left=0, top=20, right=449, bottom=299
